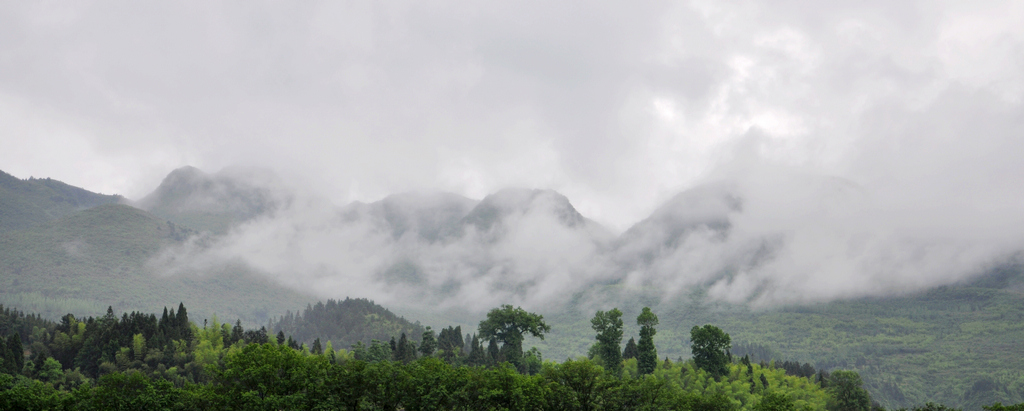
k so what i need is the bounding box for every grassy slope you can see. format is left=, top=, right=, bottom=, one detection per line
left=522, top=271, right=1024, bottom=410
left=0, top=204, right=314, bottom=327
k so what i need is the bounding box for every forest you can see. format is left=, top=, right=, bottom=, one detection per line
left=2, top=302, right=1022, bottom=411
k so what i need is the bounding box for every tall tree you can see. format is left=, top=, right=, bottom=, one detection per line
left=690, top=324, right=731, bottom=379
left=591, top=308, right=624, bottom=377
left=622, top=338, right=638, bottom=360
left=6, top=334, right=24, bottom=374
left=827, top=370, right=871, bottom=411
left=395, top=333, right=416, bottom=363
left=637, top=307, right=659, bottom=375
left=419, top=326, right=437, bottom=357
left=466, top=334, right=485, bottom=366
left=478, top=305, right=550, bottom=371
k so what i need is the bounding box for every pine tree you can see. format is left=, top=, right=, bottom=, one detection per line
left=312, top=338, right=323, bottom=355
left=229, top=320, right=244, bottom=346
left=396, top=333, right=416, bottom=363
left=622, top=337, right=639, bottom=360
left=277, top=331, right=286, bottom=345
left=0, top=337, right=10, bottom=374
left=637, top=307, right=659, bottom=375
left=419, top=326, right=437, bottom=357
left=467, top=334, right=484, bottom=366
left=7, top=333, right=24, bottom=374
left=487, top=337, right=501, bottom=365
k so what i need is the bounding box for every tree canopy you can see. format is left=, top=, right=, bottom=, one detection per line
left=478, top=304, right=550, bottom=371
left=691, top=324, right=731, bottom=379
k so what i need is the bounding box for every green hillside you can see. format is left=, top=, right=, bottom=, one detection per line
left=0, top=203, right=313, bottom=326
left=269, top=298, right=426, bottom=349
left=0, top=170, right=122, bottom=233
left=521, top=266, right=1024, bottom=410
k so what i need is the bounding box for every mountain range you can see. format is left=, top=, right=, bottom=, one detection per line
left=0, top=166, right=1022, bottom=409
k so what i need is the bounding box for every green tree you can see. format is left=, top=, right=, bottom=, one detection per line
left=6, top=334, right=23, bottom=375
left=755, top=391, right=797, bottom=411
left=591, top=308, right=624, bottom=377
left=827, top=370, right=871, bottom=411
left=478, top=305, right=550, bottom=371
left=395, top=333, right=415, bottom=363
left=419, top=326, right=437, bottom=357
left=637, top=307, right=659, bottom=375
left=622, top=338, right=638, bottom=360
left=690, top=324, right=731, bottom=378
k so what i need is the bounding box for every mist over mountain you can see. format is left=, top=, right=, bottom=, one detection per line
left=140, top=164, right=1024, bottom=315
left=136, top=166, right=289, bottom=234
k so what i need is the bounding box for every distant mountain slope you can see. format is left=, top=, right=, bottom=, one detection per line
left=137, top=166, right=286, bottom=234
left=0, top=203, right=312, bottom=325
left=269, top=298, right=426, bottom=349
left=340, top=191, right=478, bottom=242
left=521, top=261, right=1024, bottom=411
left=613, top=183, right=740, bottom=267
left=457, top=188, right=609, bottom=238
left=0, top=169, right=122, bottom=232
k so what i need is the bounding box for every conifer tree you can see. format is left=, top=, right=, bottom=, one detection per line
left=277, top=331, right=286, bottom=345
left=419, top=326, right=437, bottom=356
left=396, top=333, right=416, bottom=363
left=622, top=337, right=639, bottom=360
left=637, top=307, right=659, bottom=375
left=467, top=334, right=485, bottom=366
left=0, top=337, right=9, bottom=374
left=7, top=333, right=24, bottom=374
left=487, top=337, right=501, bottom=365
left=312, top=338, right=323, bottom=355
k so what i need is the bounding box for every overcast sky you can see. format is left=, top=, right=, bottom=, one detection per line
left=1, top=0, right=1022, bottom=232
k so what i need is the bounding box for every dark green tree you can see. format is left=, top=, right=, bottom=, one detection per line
left=591, top=308, right=624, bottom=377
left=478, top=305, right=550, bottom=371
left=827, top=370, right=871, bottom=411
left=486, top=337, right=501, bottom=365
left=6, top=334, right=23, bottom=375
left=467, top=334, right=485, bottom=366
left=691, top=324, right=731, bottom=378
left=637, top=307, right=659, bottom=375
left=311, top=338, right=323, bottom=355
left=622, top=337, right=638, bottom=360
left=395, top=333, right=416, bottom=363
left=419, top=326, right=437, bottom=357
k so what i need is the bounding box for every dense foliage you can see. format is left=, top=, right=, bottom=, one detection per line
left=2, top=303, right=1020, bottom=411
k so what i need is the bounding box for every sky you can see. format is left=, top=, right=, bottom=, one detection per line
left=2, top=1, right=1022, bottom=231
left=2, top=1, right=1024, bottom=309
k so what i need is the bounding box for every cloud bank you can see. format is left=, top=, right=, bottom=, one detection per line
left=3, top=1, right=1023, bottom=310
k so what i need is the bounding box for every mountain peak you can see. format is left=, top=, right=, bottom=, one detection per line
left=462, top=188, right=586, bottom=232
left=137, top=166, right=284, bottom=234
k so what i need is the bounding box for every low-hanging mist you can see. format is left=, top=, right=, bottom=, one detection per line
left=144, top=158, right=1024, bottom=314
